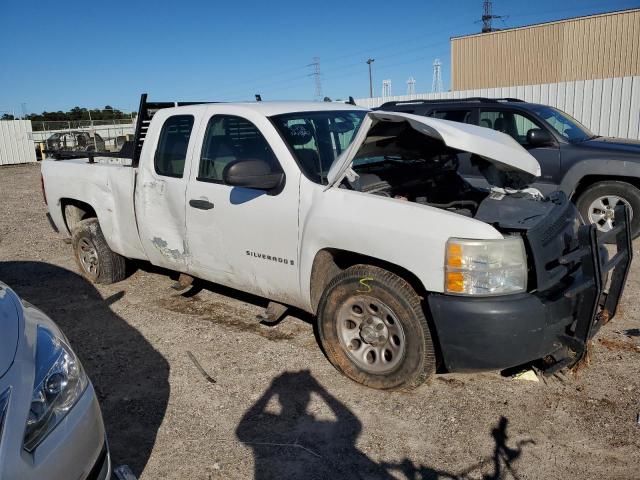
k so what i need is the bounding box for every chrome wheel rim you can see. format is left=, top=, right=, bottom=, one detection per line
left=336, top=296, right=406, bottom=374
left=587, top=195, right=633, bottom=232
left=78, top=238, right=99, bottom=278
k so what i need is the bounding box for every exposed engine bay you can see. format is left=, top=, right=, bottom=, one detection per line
left=344, top=119, right=540, bottom=219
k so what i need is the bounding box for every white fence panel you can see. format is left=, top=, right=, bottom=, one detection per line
left=0, top=121, right=36, bottom=166
left=355, top=76, right=640, bottom=139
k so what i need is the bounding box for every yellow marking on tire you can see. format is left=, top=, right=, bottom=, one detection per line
left=357, top=277, right=374, bottom=293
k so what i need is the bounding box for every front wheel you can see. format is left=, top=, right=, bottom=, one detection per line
left=575, top=181, right=640, bottom=238
left=317, top=265, right=436, bottom=391
left=71, top=218, right=127, bottom=284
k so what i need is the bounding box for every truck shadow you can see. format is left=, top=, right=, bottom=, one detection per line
left=237, top=370, right=533, bottom=480
left=0, top=261, right=169, bottom=477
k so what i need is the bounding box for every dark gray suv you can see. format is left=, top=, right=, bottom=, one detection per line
left=377, top=98, right=640, bottom=237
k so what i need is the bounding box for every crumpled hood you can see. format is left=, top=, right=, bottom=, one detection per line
left=326, top=111, right=541, bottom=188
left=0, top=283, right=20, bottom=378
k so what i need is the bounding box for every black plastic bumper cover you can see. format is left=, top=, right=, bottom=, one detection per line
left=429, top=205, right=632, bottom=373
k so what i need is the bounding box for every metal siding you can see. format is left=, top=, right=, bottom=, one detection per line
left=355, top=75, right=640, bottom=140
left=0, top=121, right=36, bottom=166
left=452, top=9, right=640, bottom=90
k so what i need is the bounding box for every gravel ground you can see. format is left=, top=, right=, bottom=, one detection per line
left=1, top=163, right=639, bottom=480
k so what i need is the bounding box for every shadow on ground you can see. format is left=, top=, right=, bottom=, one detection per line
left=237, top=370, right=534, bottom=480
left=0, top=261, right=169, bottom=477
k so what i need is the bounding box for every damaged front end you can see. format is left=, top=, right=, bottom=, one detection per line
left=334, top=111, right=633, bottom=374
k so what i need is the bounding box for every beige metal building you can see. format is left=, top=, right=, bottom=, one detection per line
left=451, top=8, right=640, bottom=90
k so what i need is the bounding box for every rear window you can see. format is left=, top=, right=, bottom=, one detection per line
left=430, top=109, right=473, bottom=123
left=154, top=115, right=194, bottom=178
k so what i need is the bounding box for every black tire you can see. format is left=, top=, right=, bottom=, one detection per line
left=575, top=181, right=640, bottom=238
left=317, top=265, right=436, bottom=391
left=71, top=218, right=127, bottom=284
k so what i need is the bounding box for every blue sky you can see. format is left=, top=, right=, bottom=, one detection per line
left=1, top=0, right=638, bottom=114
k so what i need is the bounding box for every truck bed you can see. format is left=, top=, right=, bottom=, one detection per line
left=41, top=158, right=147, bottom=260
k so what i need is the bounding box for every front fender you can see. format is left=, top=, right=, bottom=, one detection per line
left=298, top=186, right=503, bottom=310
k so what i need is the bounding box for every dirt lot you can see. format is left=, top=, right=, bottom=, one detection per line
left=1, top=163, right=639, bottom=479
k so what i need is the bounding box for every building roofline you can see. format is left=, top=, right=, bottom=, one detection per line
left=451, top=7, right=640, bottom=40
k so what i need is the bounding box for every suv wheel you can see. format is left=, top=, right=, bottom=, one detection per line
left=575, top=181, right=640, bottom=238
left=317, top=265, right=436, bottom=390
left=71, top=218, right=127, bottom=284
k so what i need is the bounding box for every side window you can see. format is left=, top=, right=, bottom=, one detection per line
left=198, top=115, right=280, bottom=183
left=430, top=109, right=473, bottom=124
left=154, top=115, right=194, bottom=178
left=479, top=110, right=540, bottom=145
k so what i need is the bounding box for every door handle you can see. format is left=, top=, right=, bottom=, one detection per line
left=189, top=199, right=214, bottom=210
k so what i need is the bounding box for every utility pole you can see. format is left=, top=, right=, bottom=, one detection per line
left=432, top=59, right=443, bottom=93
left=366, top=58, right=375, bottom=98
left=481, top=0, right=507, bottom=33
left=308, top=57, right=323, bottom=100
left=382, top=79, right=392, bottom=98
left=406, top=77, right=416, bottom=96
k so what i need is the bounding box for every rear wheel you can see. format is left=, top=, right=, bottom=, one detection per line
left=71, top=218, right=127, bottom=284
left=575, top=181, right=640, bottom=238
left=317, top=265, right=436, bottom=390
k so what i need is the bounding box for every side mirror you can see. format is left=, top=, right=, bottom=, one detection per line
left=223, top=159, right=284, bottom=192
left=526, top=128, right=554, bottom=147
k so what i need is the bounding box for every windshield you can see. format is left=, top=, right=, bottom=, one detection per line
left=271, top=110, right=366, bottom=184
left=529, top=105, right=593, bottom=143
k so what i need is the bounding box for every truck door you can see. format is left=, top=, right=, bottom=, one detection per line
left=135, top=112, right=197, bottom=270
left=184, top=111, right=300, bottom=304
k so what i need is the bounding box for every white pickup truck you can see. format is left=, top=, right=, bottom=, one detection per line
left=41, top=95, right=632, bottom=390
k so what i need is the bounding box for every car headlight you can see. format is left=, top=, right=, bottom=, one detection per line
left=445, top=236, right=527, bottom=295
left=23, top=326, right=88, bottom=451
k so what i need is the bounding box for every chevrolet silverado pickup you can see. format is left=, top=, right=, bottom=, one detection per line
left=40, top=95, right=632, bottom=390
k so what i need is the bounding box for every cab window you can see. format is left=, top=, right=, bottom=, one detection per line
left=198, top=115, right=280, bottom=183
left=154, top=115, right=194, bottom=178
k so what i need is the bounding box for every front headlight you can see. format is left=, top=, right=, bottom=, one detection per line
left=23, top=326, right=88, bottom=451
left=445, top=236, right=527, bottom=295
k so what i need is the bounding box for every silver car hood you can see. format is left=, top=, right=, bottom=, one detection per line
left=326, top=111, right=541, bottom=188
left=0, top=284, right=20, bottom=378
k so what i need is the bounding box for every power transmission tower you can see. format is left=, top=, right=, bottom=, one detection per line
left=382, top=79, right=392, bottom=98
left=20, top=103, right=27, bottom=119
left=406, top=77, right=416, bottom=96
left=366, top=58, right=375, bottom=98
left=431, top=59, right=443, bottom=93
left=308, top=57, right=323, bottom=100
left=481, top=0, right=507, bottom=33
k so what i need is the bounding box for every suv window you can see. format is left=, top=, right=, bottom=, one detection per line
left=198, top=115, right=280, bottom=183
left=430, top=109, right=473, bottom=123
left=479, top=110, right=541, bottom=145
left=154, top=115, right=194, bottom=178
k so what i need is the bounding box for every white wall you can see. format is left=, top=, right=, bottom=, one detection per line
left=0, top=120, right=36, bottom=165
left=355, top=76, right=640, bottom=140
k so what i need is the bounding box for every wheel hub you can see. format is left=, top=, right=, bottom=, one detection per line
left=78, top=238, right=99, bottom=277
left=336, top=295, right=406, bottom=374
left=359, top=316, right=388, bottom=346
left=587, top=195, right=633, bottom=233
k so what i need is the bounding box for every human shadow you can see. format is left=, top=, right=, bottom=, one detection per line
left=0, top=261, right=169, bottom=477
left=236, top=370, right=394, bottom=480
left=382, top=416, right=534, bottom=480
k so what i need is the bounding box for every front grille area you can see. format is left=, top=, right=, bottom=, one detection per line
left=0, top=387, right=11, bottom=448
left=525, top=194, right=582, bottom=292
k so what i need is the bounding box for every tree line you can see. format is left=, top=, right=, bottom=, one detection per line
left=1, top=106, right=135, bottom=122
